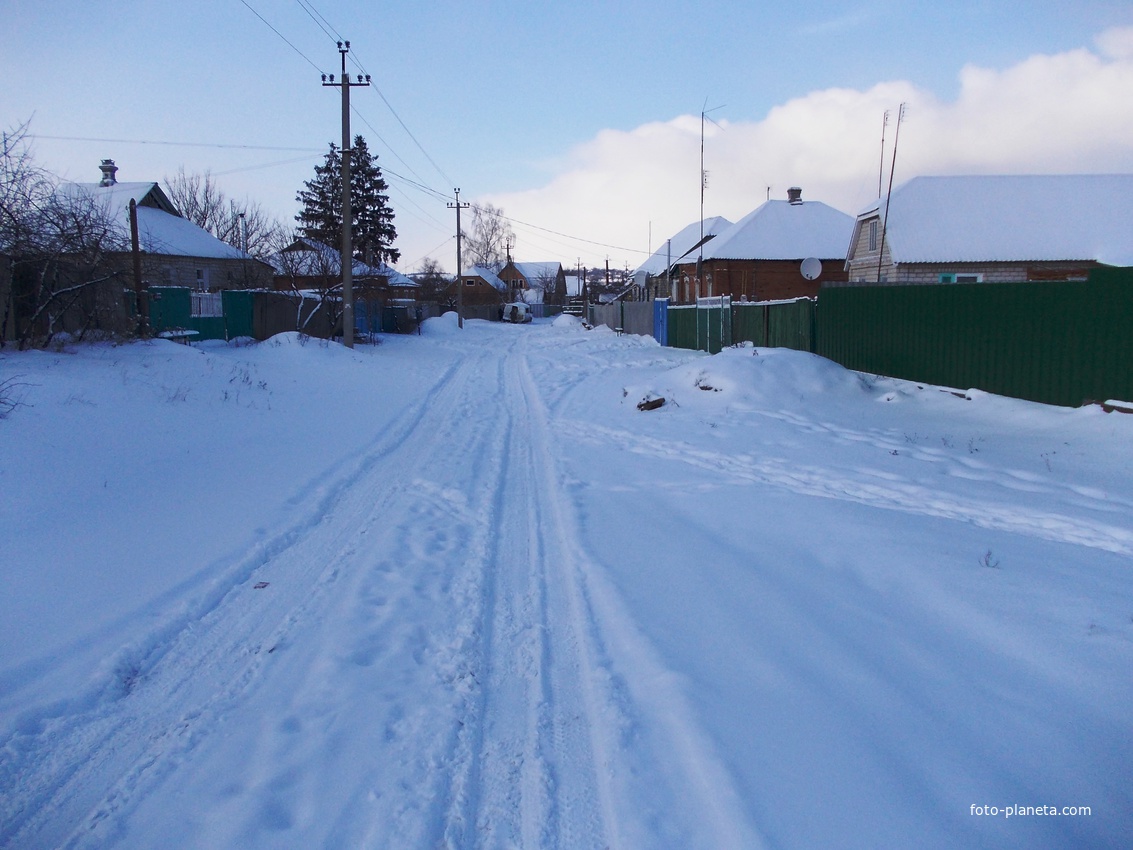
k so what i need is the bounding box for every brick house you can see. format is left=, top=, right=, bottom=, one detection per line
left=634, top=216, right=732, bottom=301
left=498, top=261, right=568, bottom=306
left=456, top=265, right=508, bottom=307
left=672, top=189, right=853, bottom=303
left=844, top=175, right=1133, bottom=285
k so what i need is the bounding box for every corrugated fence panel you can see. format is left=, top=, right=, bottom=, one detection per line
left=668, top=305, right=698, bottom=351
left=732, top=303, right=767, bottom=346
left=622, top=302, right=653, bottom=336
left=222, top=290, right=254, bottom=339
left=148, top=286, right=191, bottom=334
left=816, top=271, right=1133, bottom=407
left=589, top=303, right=620, bottom=332
left=768, top=299, right=816, bottom=352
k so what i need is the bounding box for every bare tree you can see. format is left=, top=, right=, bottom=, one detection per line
left=271, top=236, right=343, bottom=336
left=412, top=257, right=453, bottom=305
left=2, top=122, right=134, bottom=348
left=463, top=203, right=514, bottom=272
left=164, top=167, right=284, bottom=261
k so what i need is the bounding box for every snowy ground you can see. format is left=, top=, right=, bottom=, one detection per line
left=2, top=316, right=1131, bottom=849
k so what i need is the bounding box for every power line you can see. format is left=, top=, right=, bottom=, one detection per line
left=28, top=134, right=321, bottom=153
left=212, top=154, right=321, bottom=177
left=294, top=0, right=341, bottom=43
left=470, top=203, right=648, bottom=256
left=237, top=0, right=325, bottom=73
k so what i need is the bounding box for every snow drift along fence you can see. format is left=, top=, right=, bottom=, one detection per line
left=815, top=268, right=1133, bottom=408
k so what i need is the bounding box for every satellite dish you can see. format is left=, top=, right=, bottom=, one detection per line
left=800, top=257, right=822, bottom=280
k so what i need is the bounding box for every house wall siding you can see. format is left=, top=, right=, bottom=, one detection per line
left=836, top=260, right=1100, bottom=286
left=674, top=258, right=847, bottom=303
left=153, top=255, right=273, bottom=290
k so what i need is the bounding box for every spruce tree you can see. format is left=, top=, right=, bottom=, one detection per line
left=295, top=136, right=399, bottom=264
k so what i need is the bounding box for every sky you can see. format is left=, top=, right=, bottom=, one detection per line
left=3, top=1, right=1132, bottom=273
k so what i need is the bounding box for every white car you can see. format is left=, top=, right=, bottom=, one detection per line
left=503, top=302, right=533, bottom=323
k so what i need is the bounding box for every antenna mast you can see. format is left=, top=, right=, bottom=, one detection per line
left=876, top=103, right=906, bottom=283
left=878, top=110, right=890, bottom=199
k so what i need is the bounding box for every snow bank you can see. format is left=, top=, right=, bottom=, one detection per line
left=625, top=345, right=871, bottom=411
left=421, top=312, right=461, bottom=336
left=551, top=313, right=584, bottom=329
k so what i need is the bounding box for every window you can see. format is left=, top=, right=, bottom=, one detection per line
left=939, top=273, right=983, bottom=284
left=868, top=220, right=878, bottom=252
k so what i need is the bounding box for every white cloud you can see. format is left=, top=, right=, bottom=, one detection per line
left=1096, top=25, right=1133, bottom=60
left=480, top=31, right=1133, bottom=269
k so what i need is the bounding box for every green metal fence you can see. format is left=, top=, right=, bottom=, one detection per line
left=149, top=287, right=255, bottom=342
left=668, top=305, right=698, bottom=350
left=815, top=269, right=1133, bottom=407
left=733, top=299, right=816, bottom=350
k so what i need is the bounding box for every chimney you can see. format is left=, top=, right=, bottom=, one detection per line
left=787, top=186, right=802, bottom=205
left=98, top=159, right=118, bottom=187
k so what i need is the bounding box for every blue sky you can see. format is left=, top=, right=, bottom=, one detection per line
left=3, top=1, right=1132, bottom=271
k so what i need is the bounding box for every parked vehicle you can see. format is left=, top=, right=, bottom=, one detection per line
left=503, top=302, right=533, bottom=323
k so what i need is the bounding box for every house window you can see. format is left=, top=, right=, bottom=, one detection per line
left=939, top=273, right=983, bottom=284
left=868, top=220, right=878, bottom=252
left=194, top=268, right=210, bottom=291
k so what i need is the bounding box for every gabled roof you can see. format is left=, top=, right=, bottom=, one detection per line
left=861, top=175, right=1133, bottom=266
left=464, top=265, right=508, bottom=292
left=275, top=238, right=416, bottom=285
left=513, top=262, right=563, bottom=282
left=64, top=181, right=248, bottom=260
left=635, top=217, right=732, bottom=275
left=703, top=199, right=854, bottom=261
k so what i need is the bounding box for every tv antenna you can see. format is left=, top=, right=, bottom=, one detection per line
left=699, top=100, right=725, bottom=298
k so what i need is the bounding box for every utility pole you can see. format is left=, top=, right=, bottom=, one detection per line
left=448, top=189, right=470, bottom=329
left=129, top=199, right=147, bottom=336
left=322, top=41, right=370, bottom=348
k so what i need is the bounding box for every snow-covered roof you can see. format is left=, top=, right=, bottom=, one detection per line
left=865, top=174, right=1133, bottom=266
left=465, top=264, right=507, bottom=292
left=275, top=238, right=417, bottom=286
left=64, top=182, right=249, bottom=260
left=703, top=199, right=854, bottom=261
left=634, top=217, right=732, bottom=275
left=513, top=262, right=562, bottom=283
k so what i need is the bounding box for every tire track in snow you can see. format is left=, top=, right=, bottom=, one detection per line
left=438, top=341, right=614, bottom=849
left=0, top=350, right=490, bottom=850
left=515, top=344, right=770, bottom=850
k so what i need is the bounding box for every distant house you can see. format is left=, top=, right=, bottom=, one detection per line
left=845, top=174, right=1133, bottom=284
left=499, top=261, right=567, bottom=306
left=456, top=264, right=508, bottom=307
left=272, top=237, right=418, bottom=301
left=69, top=160, right=274, bottom=291
left=672, top=188, right=853, bottom=303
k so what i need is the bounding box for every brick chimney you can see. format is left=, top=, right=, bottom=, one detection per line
left=787, top=186, right=803, bottom=205
left=98, top=159, right=118, bottom=187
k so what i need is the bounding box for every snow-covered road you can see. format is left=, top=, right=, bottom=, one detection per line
left=2, top=318, right=1130, bottom=848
